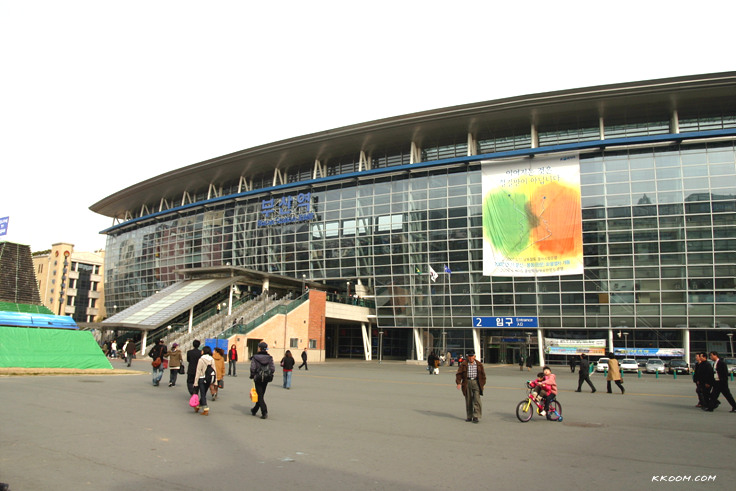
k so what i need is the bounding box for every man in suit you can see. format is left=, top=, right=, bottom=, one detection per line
left=693, top=352, right=713, bottom=408
left=575, top=353, right=597, bottom=393
left=705, top=351, right=736, bottom=412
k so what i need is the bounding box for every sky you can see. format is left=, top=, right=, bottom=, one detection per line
left=1, top=0, right=734, bottom=253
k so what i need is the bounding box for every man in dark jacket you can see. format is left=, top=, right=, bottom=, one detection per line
left=706, top=351, right=736, bottom=412
left=186, top=340, right=202, bottom=396
left=125, top=339, right=136, bottom=367
left=250, top=342, right=275, bottom=419
left=455, top=350, right=486, bottom=423
left=575, top=353, right=597, bottom=393
left=148, top=339, right=167, bottom=387
left=299, top=348, right=308, bottom=370
left=693, top=352, right=713, bottom=408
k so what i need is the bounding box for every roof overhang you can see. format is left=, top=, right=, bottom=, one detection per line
left=90, top=72, right=736, bottom=220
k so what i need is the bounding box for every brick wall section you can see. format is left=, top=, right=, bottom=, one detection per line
left=308, top=290, right=326, bottom=350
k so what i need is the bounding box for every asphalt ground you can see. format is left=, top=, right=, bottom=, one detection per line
left=1, top=360, right=735, bottom=491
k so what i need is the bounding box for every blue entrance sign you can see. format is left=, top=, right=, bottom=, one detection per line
left=0, top=216, right=8, bottom=237
left=473, top=316, right=539, bottom=328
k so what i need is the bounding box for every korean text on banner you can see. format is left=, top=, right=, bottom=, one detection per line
left=481, top=154, right=583, bottom=277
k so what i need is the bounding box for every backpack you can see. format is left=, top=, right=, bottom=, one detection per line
left=204, top=364, right=216, bottom=385
left=254, top=361, right=273, bottom=383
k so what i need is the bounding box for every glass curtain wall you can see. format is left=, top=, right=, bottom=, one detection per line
left=104, top=141, right=736, bottom=347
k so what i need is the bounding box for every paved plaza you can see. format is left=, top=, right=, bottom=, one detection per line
left=1, top=360, right=735, bottom=490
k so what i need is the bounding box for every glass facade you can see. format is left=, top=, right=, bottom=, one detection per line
left=101, top=83, right=736, bottom=360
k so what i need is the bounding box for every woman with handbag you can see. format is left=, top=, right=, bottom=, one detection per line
left=210, top=347, right=226, bottom=400
left=165, top=343, right=183, bottom=387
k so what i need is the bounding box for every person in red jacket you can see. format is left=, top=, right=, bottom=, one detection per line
left=531, top=366, right=557, bottom=419
left=227, top=344, right=238, bottom=377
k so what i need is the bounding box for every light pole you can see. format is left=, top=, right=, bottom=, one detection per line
left=347, top=281, right=351, bottom=303
left=167, top=325, right=171, bottom=345
left=728, top=333, right=734, bottom=358
left=623, top=332, right=629, bottom=356
left=302, top=274, right=306, bottom=294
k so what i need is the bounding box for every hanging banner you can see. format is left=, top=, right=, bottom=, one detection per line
left=482, top=154, right=583, bottom=277
left=544, top=338, right=606, bottom=356
left=0, top=216, right=8, bottom=237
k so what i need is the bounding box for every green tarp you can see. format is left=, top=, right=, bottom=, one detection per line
left=0, top=326, right=113, bottom=369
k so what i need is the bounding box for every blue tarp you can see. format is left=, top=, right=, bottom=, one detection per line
left=0, top=311, right=78, bottom=330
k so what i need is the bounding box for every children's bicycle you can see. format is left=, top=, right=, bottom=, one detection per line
left=516, top=382, right=563, bottom=422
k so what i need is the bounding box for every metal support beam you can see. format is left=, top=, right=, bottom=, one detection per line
left=359, top=151, right=371, bottom=171
left=413, top=327, right=424, bottom=361
left=361, top=323, right=372, bottom=361
left=313, top=159, right=324, bottom=179
left=537, top=329, right=545, bottom=367
left=410, top=141, right=421, bottom=164
left=467, top=133, right=478, bottom=156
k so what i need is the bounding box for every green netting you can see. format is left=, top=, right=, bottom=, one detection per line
left=0, top=326, right=113, bottom=369
left=0, top=302, right=54, bottom=314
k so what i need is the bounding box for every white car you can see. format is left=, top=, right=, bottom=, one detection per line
left=619, top=358, right=639, bottom=373
left=645, top=358, right=666, bottom=373
left=595, top=357, right=609, bottom=372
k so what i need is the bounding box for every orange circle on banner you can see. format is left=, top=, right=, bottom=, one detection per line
left=64, top=251, right=70, bottom=257
left=55, top=251, right=59, bottom=257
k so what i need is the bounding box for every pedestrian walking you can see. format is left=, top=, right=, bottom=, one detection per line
left=705, top=351, right=736, bottom=412
left=165, top=343, right=183, bottom=387
left=125, top=339, right=136, bottom=367
left=148, top=339, right=167, bottom=387
left=455, top=350, right=486, bottom=423
left=606, top=352, right=625, bottom=394
left=121, top=340, right=129, bottom=364
left=210, top=347, right=226, bottom=400
left=193, top=346, right=216, bottom=416
left=575, top=353, right=596, bottom=393
left=280, top=350, right=295, bottom=389
left=427, top=350, right=439, bottom=375
left=186, top=340, right=202, bottom=396
left=693, top=352, right=712, bottom=408
left=299, top=347, right=308, bottom=370
left=227, top=344, right=238, bottom=376
left=250, top=342, right=275, bottom=419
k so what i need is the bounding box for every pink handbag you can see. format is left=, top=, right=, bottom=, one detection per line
left=189, top=393, right=200, bottom=407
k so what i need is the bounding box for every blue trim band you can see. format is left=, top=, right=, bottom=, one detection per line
left=100, top=128, right=736, bottom=235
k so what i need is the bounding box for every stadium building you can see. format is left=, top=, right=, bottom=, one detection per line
left=91, top=72, right=736, bottom=365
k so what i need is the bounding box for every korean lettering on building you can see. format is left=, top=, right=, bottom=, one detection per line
left=258, top=192, right=314, bottom=227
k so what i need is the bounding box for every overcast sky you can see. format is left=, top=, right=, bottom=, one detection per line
left=1, top=1, right=734, bottom=252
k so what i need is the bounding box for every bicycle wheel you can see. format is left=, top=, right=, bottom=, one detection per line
left=516, top=399, right=534, bottom=422
left=547, top=400, right=562, bottom=421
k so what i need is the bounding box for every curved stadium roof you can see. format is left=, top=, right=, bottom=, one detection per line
left=90, top=72, right=736, bottom=222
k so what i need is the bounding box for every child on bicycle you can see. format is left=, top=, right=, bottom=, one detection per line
left=530, top=366, right=557, bottom=417
left=539, top=366, right=558, bottom=417
left=529, top=372, right=545, bottom=401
